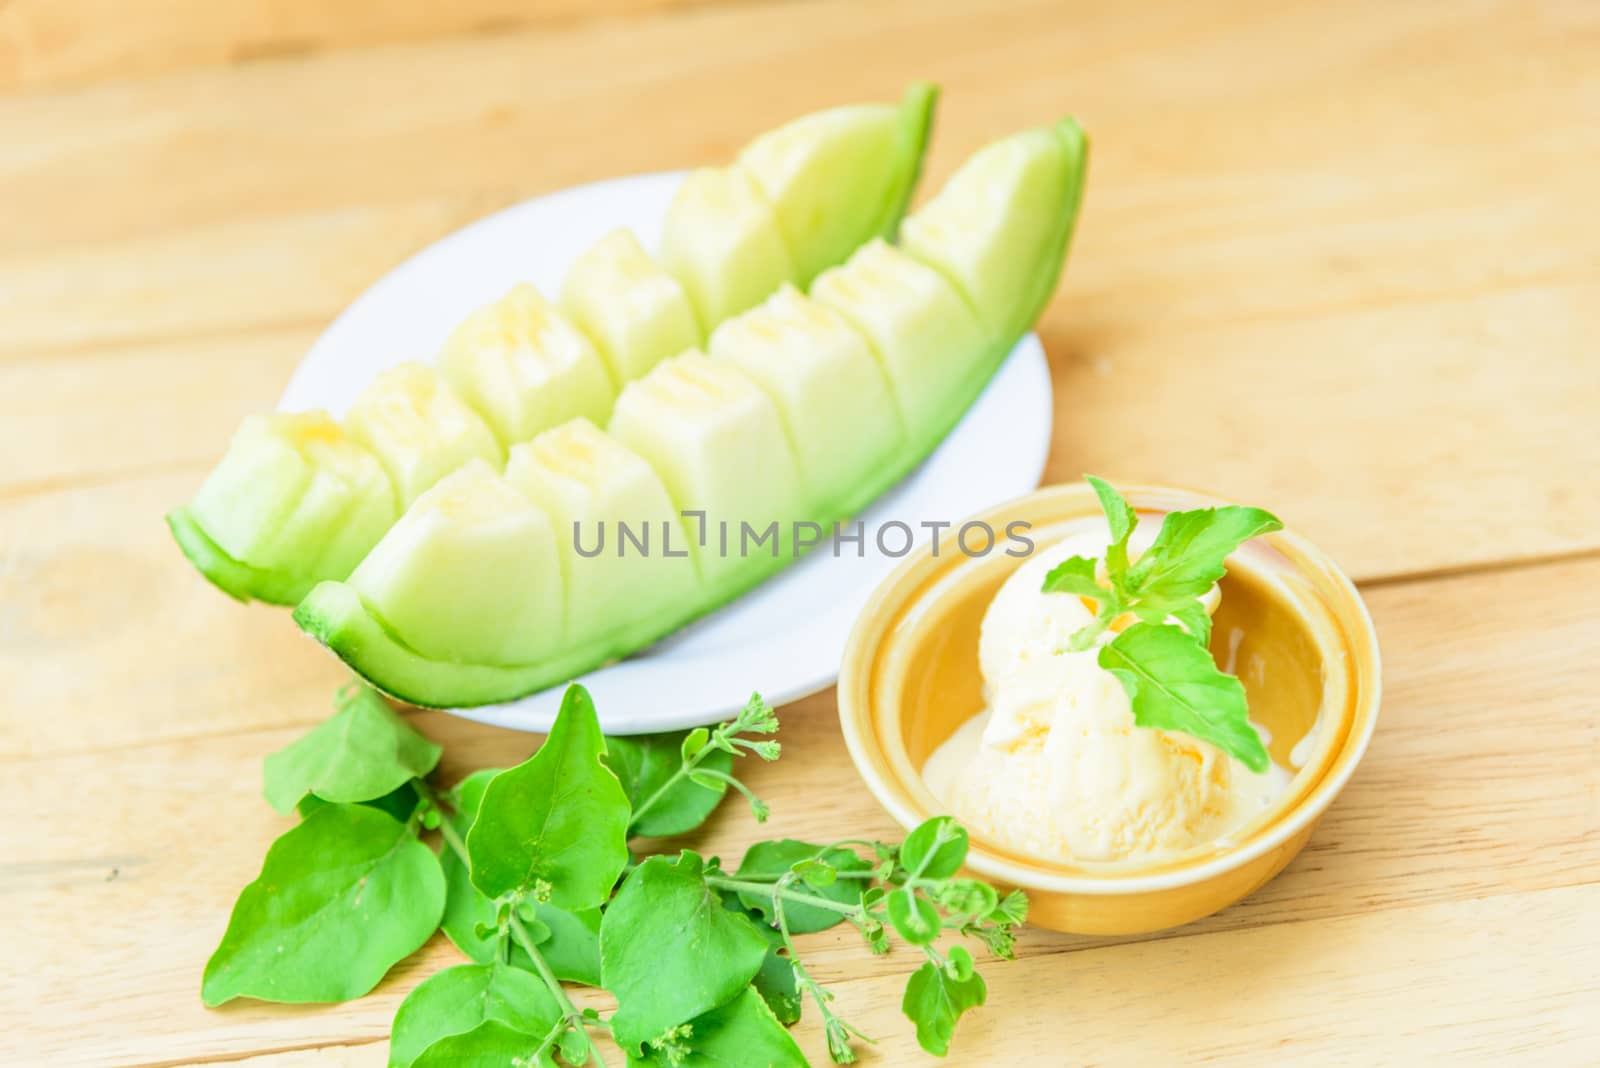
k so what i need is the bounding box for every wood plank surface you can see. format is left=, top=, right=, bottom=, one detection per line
left=3, top=0, right=1598, bottom=1065
left=8, top=557, right=1599, bottom=1065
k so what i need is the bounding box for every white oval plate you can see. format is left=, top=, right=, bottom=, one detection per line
left=283, top=171, right=1053, bottom=734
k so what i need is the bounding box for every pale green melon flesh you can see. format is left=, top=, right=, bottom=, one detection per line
left=658, top=166, right=796, bottom=333
left=344, top=361, right=505, bottom=507
left=560, top=229, right=702, bottom=384
left=607, top=351, right=807, bottom=592
left=810, top=239, right=988, bottom=440
left=180, top=412, right=397, bottom=605
left=437, top=284, right=617, bottom=445
left=504, top=418, right=700, bottom=659
left=740, top=82, right=938, bottom=287
left=345, top=460, right=564, bottom=668
left=709, top=284, right=905, bottom=516
left=296, top=119, right=1090, bottom=708
left=900, top=119, right=1088, bottom=344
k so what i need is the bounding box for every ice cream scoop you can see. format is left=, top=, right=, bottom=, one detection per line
left=924, top=520, right=1289, bottom=865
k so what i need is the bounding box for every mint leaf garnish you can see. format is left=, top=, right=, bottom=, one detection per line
left=1100, top=623, right=1270, bottom=772
left=1044, top=476, right=1281, bottom=768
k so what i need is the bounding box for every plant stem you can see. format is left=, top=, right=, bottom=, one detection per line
left=509, top=912, right=607, bottom=1068
left=630, top=745, right=716, bottom=826
left=704, top=876, right=865, bottom=919
left=773, top=873, right=871, bottom=1064
left=415, top=779, right=610, bottom=1068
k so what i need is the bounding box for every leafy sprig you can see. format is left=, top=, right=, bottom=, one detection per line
left=202, top=683, right=1020, bottom=1065
left=1041, top=474, right=1281, bottom=770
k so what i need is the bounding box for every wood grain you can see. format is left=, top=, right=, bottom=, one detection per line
left=0, top=0, right=734, bottom=93
left=8, top=558, right=1598, bottom=1065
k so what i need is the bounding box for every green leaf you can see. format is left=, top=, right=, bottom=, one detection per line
left=1127, top=504, right=1282, bottom=605
left=1167, top=601, right=1214, bottom=646
left=601, top=854, right=770, bottom=1051
left=630, top=987, right=808, bottom=1068
left=604, top=730, right=734, bottom=838
left=1086, top=474, right=1137, bottom=577
left=389, top=962, right=560, bottom=1068
left=732, top=840, right=869, bottom=934
left=295, top=782, right=420, bottom=824
left=466, top=685, right=630, bottom=908
left=886, top=887, right=941, bottom=945
left=900, top=816, right=969, bottom=879
left=263, top=686, right=441, bottom=815
left=410, top=1020, right=555, bottom=1068
left=718, top=897, right=802, bottom=1025
left=1039, top=553, right=1104, bottom=600
left=439, top=769, right=601, bottom=985
left=1099, top=623, right=1269, bottom=772
left=202, top=804, right=444, bottom=1005
left=902, top=957, right=987, bottom=1057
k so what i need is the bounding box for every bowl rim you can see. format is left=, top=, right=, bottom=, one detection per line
left=837, top=480, right=1382, bottom=896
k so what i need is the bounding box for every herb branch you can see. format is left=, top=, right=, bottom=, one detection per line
left=202, top=684, right=1021, bottom=1066
left=1042, top=474, right=1282, bottom=770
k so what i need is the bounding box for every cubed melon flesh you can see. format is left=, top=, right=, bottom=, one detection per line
left=345, top=460, right=563, bottom=668
left=739, top=83, right=937, bottom=287
left=659, top=167, right=796, bottom=333
left=438, top=284, right=616, bottom=446
left=809, top=239, right=987, bottom=440
left=560, top=229, right=702, bottom=385
left=185, top=412, right=397, bottom=602
left=709, top=284, right=905, bottom=517
left=608, top=352, right=806, bottom=590
left=505, top=419, right=700, bottom=657
left=900, top=119, right=1088, bottom=344
left=344, top=361, right=505, bottom=506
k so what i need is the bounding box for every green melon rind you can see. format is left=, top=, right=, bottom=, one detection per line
left=293, top=117, right=1087, bottom=710
left=877, top=81, right=941, bottom=245
left=166, top=507, right=310, bottom=607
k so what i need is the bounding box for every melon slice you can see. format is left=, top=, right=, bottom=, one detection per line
left=438, top=284, right=616, bottom=446
left=505, top=419, right=700, bottom=658
left=172, top=412, right=397, bottom=605
left=607, top=352, right=806, bottom=591
left=708, top=284, right=905, bottom=517
left=295, top=117, right=1092, bottom=708
left=810, top=239, right=987, bottom=440
left=739, top=82, right=937, bottom=287
left=659, top=83, right=938, bottom=330
left=900, top=118, right=1088, bottom=344
left=658, top=167, right=795, bottom=333
left=344, top=361, right=505, bottom=507
left=339, top=460, right=564, bottom=669
left=561, top=229, right=702, bottom=384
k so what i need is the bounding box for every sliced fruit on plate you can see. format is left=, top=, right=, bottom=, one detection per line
left=810, top=238, right=987, bottom=440
left=339, top=460, right=564, bottom=668
left=608, top=351, right=807, bottom=590
left=168, top=413, right=396, bottom=605
left=901, top=118, right=1088, bottom=345
left=708, top=284, right=906, bottom=517
left=172, top=91, right=936, bottom=608
left=561, top=229, right=702, bottom=384
left=739, top=82, right=938, bottom=287
left=296, top=118, right=1089, bottom=707
left=438, top=283, right=617, bottom=446
left=343, top=361, right=505, bottom=507
left=660, top=83, right=937, bottom=329
left=504, top=418, right=700, bottom=658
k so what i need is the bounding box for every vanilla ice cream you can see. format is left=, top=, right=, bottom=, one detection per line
left=923, top=520, right=1290, bottom=866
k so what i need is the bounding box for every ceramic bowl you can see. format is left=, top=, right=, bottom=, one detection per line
left=837, top=482, right=1380, bottom=934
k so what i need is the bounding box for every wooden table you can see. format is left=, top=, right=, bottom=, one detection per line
left=4, top=0, right=1597, bottom=1064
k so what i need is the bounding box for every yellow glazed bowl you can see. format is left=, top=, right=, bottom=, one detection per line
left=837, top=482, right=1381, bottom=935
